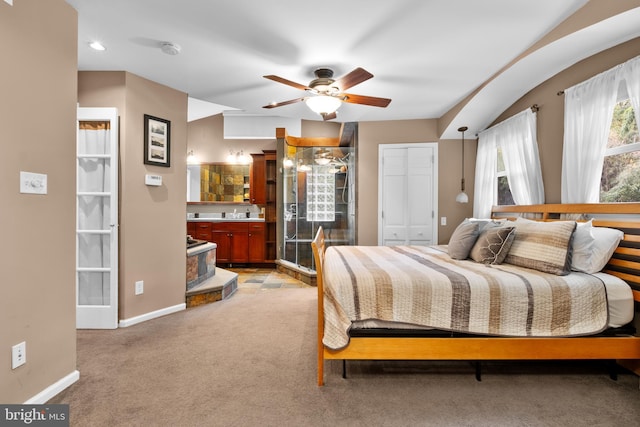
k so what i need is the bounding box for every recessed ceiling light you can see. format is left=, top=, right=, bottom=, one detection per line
left=89, top=41, right=106, bottom=51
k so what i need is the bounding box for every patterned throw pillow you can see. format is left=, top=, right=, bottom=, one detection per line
left=469, top=226, right=516, bottom=264
left=504, top=219, right=577, bottom=275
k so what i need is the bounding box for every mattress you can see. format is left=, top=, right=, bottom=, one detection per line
left=352, top=272, right=633, bottom=330
left=323, top=245, right=636, bottom=349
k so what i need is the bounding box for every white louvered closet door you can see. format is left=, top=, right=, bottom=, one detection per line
left=378, top=143, right=438, bottom=246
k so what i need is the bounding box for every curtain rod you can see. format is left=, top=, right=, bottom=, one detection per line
left=557, top=90, right=564, bottom=96
left=531, top=104, right=539, bottom=112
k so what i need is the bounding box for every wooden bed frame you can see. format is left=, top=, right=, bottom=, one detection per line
left=311, top=203, right=640, bottom=386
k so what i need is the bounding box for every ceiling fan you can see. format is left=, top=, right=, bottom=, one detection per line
left=262, top=67, right=391, bottom=120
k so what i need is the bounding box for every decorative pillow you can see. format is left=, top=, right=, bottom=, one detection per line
left=572, top=223, right=623, bottom=274
left=504, top=219, right=577, bottom=275
left=470, top=226, right=516, bottom=264
left=448, top=220, right=479, bottom=260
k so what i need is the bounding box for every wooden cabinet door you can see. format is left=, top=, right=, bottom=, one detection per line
left=248, top=222, right=265, bottom=263
left=211, top=230, right=230, bottom=263
left=230, top=231, right=249, bottom=263
left=187, top=221, right=196, bottom=236
left=250, top=153, right=266, bottom=204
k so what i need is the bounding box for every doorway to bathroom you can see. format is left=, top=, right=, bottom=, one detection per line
left=76, top=107, right=119, bottom=329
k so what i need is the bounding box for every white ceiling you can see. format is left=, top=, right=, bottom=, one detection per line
left=65, top=0, right=640, bottom=137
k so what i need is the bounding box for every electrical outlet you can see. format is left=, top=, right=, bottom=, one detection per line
left=135, top=280, right=144, bottom=295
left=12, top=342, right=26, bottom=369
left=440, top=216, right=447, bottom=226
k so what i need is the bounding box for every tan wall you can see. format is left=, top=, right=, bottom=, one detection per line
left=78, top=71, right=189, bottom=322
left=187, top=114, right=341, bottom=164
left=357, top=38, right=640, bottom=245
left=357, top=119, right=474, bottom=245
left=187, top=114, right=277, bottom=163
left=491, top=37, right=640, bottom=204
left=0, top=0, right=78, bottom=403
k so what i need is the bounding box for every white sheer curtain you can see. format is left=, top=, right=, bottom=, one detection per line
left=473, top=133, right=497, bottom=219
left=620, top=56, right=640, bottom=131
left=499, top=109, right=544, bottom=206
left=561, top=67, right=621, bottom=203
left=78, top=121, right=111, bottom=305
left=474, top=108, right=543, bottom=218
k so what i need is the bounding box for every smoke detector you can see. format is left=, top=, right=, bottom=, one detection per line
left=160, top=42, right=181, bottom=55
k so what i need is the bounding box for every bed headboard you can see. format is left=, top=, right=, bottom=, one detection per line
left=491, top=203, right=640, bottom=302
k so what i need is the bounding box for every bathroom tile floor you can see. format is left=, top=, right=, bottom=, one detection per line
left=228, top=267, right=312, bottom=294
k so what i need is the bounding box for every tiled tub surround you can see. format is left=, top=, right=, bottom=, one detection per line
left=187, top=242, right=217, bottom=291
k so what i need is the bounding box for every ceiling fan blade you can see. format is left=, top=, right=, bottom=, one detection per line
left=321, top=112, right=337, bottom=121
left=334, top=67, right=373, bottom=91
left=340, top=93, right=391, bottom=108
left=262, top=97, right=305, bottom=109
left=263, top=75, right=311, bottom=91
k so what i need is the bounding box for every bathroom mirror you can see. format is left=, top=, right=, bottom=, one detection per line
left=187, top=163, right=250, bottom=202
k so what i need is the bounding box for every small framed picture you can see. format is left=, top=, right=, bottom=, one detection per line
left=144, top=114, right=171, bottom=167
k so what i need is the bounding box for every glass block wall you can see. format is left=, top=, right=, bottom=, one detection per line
left=278, top=143, right=356, bottom=272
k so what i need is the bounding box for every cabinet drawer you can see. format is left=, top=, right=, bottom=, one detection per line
left=212, top=222, right=248, bottom=232
left=194, top=222, right=212, bottom=231
left=409, top=227, right=432, bottom=240
left=248, top=222, right=265, bottom=231
left=383, top=228, right=407, bottom=240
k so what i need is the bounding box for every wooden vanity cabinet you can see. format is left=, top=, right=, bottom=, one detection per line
left=250, top=153, right=266, bottom=204
left=208, top=221, right=268, bottom=265
left=248, top=222, right=266, bottom=263
left=249, top=150, right=277, bottom=262
left=210, top=222, right=244, bottom=264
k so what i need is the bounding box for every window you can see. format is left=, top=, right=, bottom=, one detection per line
left=496, top=147, right=514, bottom=205
left=600, top=99, right=640, bottom=202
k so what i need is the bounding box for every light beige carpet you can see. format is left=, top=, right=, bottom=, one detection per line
left=50, top=287, right=640, bottom=426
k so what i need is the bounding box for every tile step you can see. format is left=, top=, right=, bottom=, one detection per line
left=186, top=267, right=238, bottom=308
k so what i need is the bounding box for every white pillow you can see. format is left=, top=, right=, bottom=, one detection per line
left=571, top=221, right=623, bottom=274
left=571, top=220, right=594, bottom=272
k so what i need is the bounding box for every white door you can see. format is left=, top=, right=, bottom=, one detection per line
left=76, top=108, right=119, bottom=329
left=378, top=143, right=438, bottom=246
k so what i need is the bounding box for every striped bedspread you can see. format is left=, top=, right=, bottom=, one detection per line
left=322, top=245, right=609, bottom=350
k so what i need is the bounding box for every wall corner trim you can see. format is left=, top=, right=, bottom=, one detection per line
left=24, top=370, right=80, bottom=404
left=118, top=303, right=186, bottom=328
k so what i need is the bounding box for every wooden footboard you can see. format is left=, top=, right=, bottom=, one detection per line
left=311, top=204, right=640, bottom=386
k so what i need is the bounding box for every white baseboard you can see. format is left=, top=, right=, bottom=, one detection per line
left=118, top=303, right=186, bottom=328
left=24, top=370, right=80, bottom=404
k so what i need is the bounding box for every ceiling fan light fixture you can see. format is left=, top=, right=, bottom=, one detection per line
left=305, top=95, right=342, bottom=115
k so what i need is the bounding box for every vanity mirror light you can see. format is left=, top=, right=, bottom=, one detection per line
left=187, top=163, right=250, bottom=203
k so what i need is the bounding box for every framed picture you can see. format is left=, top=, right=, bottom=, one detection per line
left=143, top=114, right=171, bottom=167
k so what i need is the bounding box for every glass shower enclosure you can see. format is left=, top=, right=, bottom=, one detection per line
left=277, top=136, right=356, bottom=274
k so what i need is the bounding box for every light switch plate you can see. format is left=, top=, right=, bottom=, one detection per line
left=20, top=171, right=47, bottom=194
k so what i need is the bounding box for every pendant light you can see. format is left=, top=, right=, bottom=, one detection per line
left=455, top=126, right=469, bottom=204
